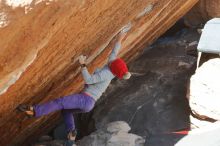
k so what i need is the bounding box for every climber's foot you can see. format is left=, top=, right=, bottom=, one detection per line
left=17, top=104, right=34, bottom=118
left=67, top=130, right=77, bottom=141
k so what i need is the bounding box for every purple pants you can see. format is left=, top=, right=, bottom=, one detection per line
left=33, top=93, right=95, bottom=132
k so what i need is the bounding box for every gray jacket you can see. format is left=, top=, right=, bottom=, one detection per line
left=82, top=42, right=121, bottom=101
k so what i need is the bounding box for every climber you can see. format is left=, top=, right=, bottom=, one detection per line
left=17, top=29, right=131, bottom=141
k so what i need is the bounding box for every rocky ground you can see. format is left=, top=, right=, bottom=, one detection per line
left=33, top=121, right=145, bottom=146
left=32, top=23, right=203, bottom=146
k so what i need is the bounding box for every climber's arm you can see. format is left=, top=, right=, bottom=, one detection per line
left=79, top=55, right=108, bottom=84
left=108, top=42, right=122, bottom=63
left=108, top=33, right=126, bottom=63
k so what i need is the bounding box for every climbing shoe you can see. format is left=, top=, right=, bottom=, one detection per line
left=67, top=130, right=77, bottom=141
left=16, top=104, right=35, bottom=118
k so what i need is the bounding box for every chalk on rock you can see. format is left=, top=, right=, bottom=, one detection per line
left=136, top=4, right=154, bottom=19
left=120, top=22, right=132, bottom=33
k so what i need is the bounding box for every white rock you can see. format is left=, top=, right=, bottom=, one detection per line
left=106, top=121, right=131, bottom=133
left=107, top=132, right=144, bottom=146
left=189, top=58, right=220, bottom=121
left=78, top=121, right=145, bottom=146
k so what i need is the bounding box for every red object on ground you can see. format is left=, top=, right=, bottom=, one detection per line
left=172, top=130, right=189, bottom=135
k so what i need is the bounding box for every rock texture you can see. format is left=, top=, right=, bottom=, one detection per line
left=78, top=28, right=199, bottom=146
left=78, top=121, right=145, bottom=146
left=184, top=0, right=220, bottom=27
left=0, top=0, right=198, bottom=145
left=189, top=58, right=220, bottom=128
left=33, top=121, right=144, bottom=146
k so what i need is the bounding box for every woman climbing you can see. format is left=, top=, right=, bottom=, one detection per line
left=17, top=29, right=131, bottom=141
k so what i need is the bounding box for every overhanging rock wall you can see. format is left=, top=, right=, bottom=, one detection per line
left=0, top=0, right=198, bottom=145
left=184, top=0, right=220, bottom=27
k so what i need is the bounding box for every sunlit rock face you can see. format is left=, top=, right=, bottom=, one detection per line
left=184, top=0, right=220, bottom=27
left=0, top=0, right=198, bottom=145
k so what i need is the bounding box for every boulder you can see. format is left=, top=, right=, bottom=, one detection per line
left=189, top=58, right=220, bottom=127
left=78, top=121, right=145, bottom=146
left=0, top=0, right=198, bottom=145
left=32, top=121, right=143, bottom=146
left=106, top=121, right=131, bottom=133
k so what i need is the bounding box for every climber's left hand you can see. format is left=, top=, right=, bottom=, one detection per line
left=79, top=55, right=87, bottom=65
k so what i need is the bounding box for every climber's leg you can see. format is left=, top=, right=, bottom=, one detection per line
left=62, top=109, right=78, bottom=141
left=33, top=93, right=95, bottom=117
left=61, top=96, right=95, bottom=141
left=62, top=109, right=76, bottom=132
